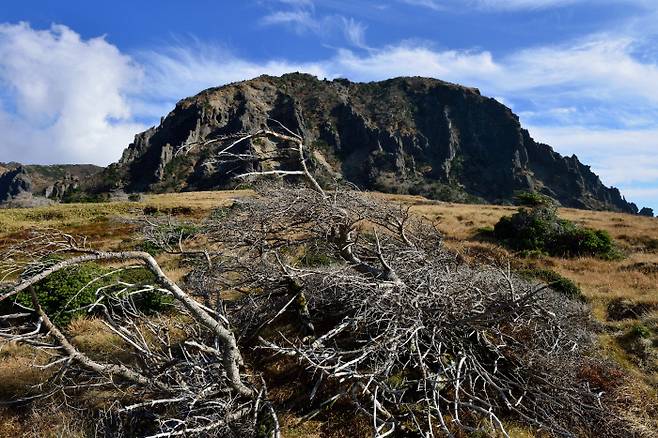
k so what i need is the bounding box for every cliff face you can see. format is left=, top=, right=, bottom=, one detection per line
left=107, top=73, right=637, bottom=213
left=0, top=163, right=103, bottom=205
left=0, top=166, right=32, bottom=203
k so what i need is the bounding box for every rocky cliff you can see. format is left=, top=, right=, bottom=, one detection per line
left=0, top=166, right=33, bottom=203
left=0, top=163, right=103, bottom=205
left=103, top=73, right=636, bottom=212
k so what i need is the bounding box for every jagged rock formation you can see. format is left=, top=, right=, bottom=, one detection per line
left=0, top=163, right=103, bottom=205
left=0, top=166, right=33, bottom=203
left=44, top=173, right=81, bottom=201
left=101, top=74, right=636, bottom=212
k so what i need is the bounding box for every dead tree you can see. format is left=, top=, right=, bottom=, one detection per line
left=0, top=232, right=276, bottom=437
left=201, top=184, right=610, bottom=437
left=0, top=121, right=621, bottom=437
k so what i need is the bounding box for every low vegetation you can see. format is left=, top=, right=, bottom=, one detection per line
left=1, top=263, right=171, bottom=325
left=1, top=185, right=625, bottom=437
left=0, top=137, right=655, bottom=437
left=517, top=267, right=583, bottom=300
left=493, top=202, right=618, bottom=259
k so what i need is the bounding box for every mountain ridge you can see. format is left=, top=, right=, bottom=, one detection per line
left=1, top=74, right=640, bottom=213
left=0, top=163, right=103, bottom=206
left=102, top=73, right=636, bottom=213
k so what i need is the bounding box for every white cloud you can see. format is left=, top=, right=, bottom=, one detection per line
left=0, top=22, right=145, bottom=165
left=326, top=44, right=499, bottom=82
left=341, top=17, right=368, bottom=49
left=398, top=0, right=445, bottom=11
left=400, top=0, right=653, bottom=11
left=525, top=125, right=658, bottom=186
left=1, top=21, right=657, bottom=208
left=260, top=0, right=368, bottom=48
left=501, top=37, right=658, bottom=104
left=261, top=10, right=317, bottom=32
left=139, top=44, right=327, bottom=110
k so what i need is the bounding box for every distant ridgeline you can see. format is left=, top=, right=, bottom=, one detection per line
left=0, top=74, right=646, bottom=213
left=0, top=163, right=102, bottom=206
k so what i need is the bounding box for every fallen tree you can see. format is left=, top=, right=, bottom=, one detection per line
left=0, top=121, right=627, bottom=437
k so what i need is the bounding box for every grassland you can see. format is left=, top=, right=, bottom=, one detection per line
left=0, top=190, right=656, bottom=436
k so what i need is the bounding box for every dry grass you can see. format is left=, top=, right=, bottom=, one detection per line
left=66, top=318, right=129, bottom=362
left=0, top=190, right=656, bottom=435
left=0, top=405, right=88, bottom=438
left=0, top=190, right=248, bottom=233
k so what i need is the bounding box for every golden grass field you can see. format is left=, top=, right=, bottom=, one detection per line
left=0, top=190, right=656, bottom=437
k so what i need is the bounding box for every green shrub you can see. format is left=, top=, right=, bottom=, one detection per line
left=514, top=191, right=554, bottom=207
left=518, top=268, right=583, bottom=300
left=5, top=264, right=172, bottom=325
left=553, top=227, right=616, bottom=258
left=128, top=193, right=142, bottom=202
left=629, top=324, right=651, bottom=339
left=61, top=188, right=110, bottom=204
left=299, top=245, right=337, bottom=267
left=493, top=204, right=618, bottom=259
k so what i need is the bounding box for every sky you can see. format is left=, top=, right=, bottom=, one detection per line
left=0, top=1, right=657, bottom=211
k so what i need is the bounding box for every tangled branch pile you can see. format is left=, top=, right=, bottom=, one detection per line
left=0, top=233, right=266, bottom=437
left=201, top=184, right=613, bottom=437
left=0, top=121, right=630, bottom=437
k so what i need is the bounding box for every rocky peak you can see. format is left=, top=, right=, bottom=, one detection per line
left=107, top=74, right=637, bottom=213
left=0, top=163, right=103, bottom=206
left=0, top=166, right=33, bottom=203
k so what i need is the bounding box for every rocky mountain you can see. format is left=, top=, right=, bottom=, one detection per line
left=0, top=166, right=32, bottom=204
left=0, top=163, right=103, bottom=206
left=98, top=73, right=635, bottom=213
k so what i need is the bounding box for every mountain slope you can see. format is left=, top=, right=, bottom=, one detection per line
left=0, top=163, right=103, bottom=205
left=103, top=73, right=637, bottom=213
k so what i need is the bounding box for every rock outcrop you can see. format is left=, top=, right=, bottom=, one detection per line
left=101, top=73, right=637, bottom=213
left=44, top=173, right=81, bottom=201
left=0, top=166, right=33, bottom=203
left=639, top=207, right=654, bottom=217
left=0, top=163, right=103, bottom=205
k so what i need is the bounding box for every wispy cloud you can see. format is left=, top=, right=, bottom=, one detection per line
left=261, top=10, right=316, bottom=29
left=2, top=21, right=658, bottom=208
left=398, top=0, right=445, bottom=11
left=400, top=0, right=652, bottom=11
left=341, top=17, right=368, bottom=48
left=260, top=0, right=369, bottom=48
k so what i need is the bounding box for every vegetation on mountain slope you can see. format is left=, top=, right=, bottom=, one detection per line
left=0, top=189, right=656, bottom=437
left=98, top=74, right=638, bottom=213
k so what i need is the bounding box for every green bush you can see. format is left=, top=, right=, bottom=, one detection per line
left=6, top=264, right=172, bottom=325
left=518, top=268, right=583, bottom=300
left=552, top=227, right=616, bottom=258
left=514, top=191, right=555, bottom=207
left=61, top=188, right=110, bottom=204
left=493, top=204, right=618, bottom=258
left=299, top=247, right=337, bottom=267
left=629, top=324, right=651, bottom=339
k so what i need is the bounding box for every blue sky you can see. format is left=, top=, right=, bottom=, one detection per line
left=0, top=0, right=657, bottom=211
